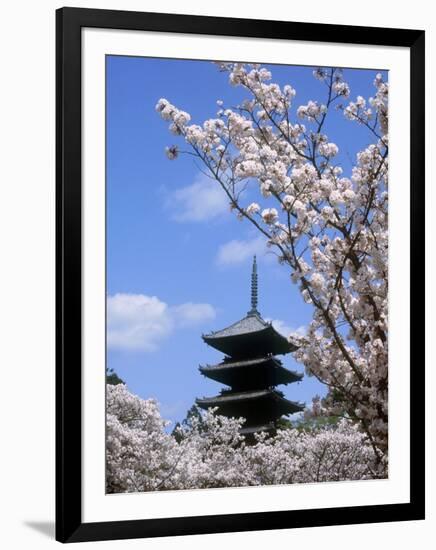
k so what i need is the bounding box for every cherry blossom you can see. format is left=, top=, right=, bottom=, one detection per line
left=156, top=64, right=389, bottom=462
left=106, top=384, right=384, bottom=493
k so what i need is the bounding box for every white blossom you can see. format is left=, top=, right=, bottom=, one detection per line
left=310, top=272, right=325, bottom=292
left=165, top=146, right=178, bottom=160
left=107, top=385, right=384, bottom=493
left=261, top=208, right=279, bottom=224
left=246, top=202, right=261, bottom=215
left=318, top=142, right=339, bottom=158
left=297, top=100, right=325, bottom=121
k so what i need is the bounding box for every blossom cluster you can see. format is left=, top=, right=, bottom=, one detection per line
left=156, top=64, right=389, bottom=458
left=106, top=384, right=384, bottom=493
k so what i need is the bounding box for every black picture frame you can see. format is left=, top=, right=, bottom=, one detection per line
left=56, top=6, right=425, bottom=543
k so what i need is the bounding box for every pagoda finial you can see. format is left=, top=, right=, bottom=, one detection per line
left=249, top=255, right=259, bottom=315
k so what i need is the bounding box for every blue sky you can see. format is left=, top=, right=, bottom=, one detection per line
left=106, top=56, right=387, bottom=427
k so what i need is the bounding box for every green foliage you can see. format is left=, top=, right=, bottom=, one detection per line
left=276, top=416, right=294, bottom=430
left=106, top=367, right=125, bottom=386
left=172, top=404, right=205, bottom=442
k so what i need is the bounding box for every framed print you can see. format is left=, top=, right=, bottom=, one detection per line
left=56, top=7, right=425, bottom=543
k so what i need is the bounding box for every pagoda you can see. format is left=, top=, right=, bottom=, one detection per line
left=196, top=256, right=304, bottom=437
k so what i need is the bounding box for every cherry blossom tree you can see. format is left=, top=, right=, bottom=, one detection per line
left=106, top=384, right=382, bottom=493
left=106, top=382, right=179, bottom=492
left=156, top=64, right=389, bottom=461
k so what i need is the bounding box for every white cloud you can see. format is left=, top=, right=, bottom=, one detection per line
left=215, top=236, right=267, bottom=266
left=107, top=294, right=172, bottom=352
left=107, top=293, right=216, bottom=352
left=172, top=302, right=216, bottom=327
left=267, top=318, right=307, bottom=339
left=167, top=174, right=229, bottom=222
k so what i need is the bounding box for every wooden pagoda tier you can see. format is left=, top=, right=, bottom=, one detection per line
left=199, top=356, right=303, bottom=391
left=196, top=389, right=304, bottom=430
left=202, top=312, right=297, bottom=359
left=196, top=256, right=304, bottom=437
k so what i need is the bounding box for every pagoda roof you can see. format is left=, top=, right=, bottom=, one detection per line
left=199, top=356, right=303, bottom=385
left=202, top=312, right=297, bottom=357
left=204, top=312, right=271, bottom=339
left=196, top=389, right=304, bottom=415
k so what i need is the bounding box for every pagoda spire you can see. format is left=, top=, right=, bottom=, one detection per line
left=249, top=255, right=258, bottom=315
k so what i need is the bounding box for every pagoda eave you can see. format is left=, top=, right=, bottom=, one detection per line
left=196, top=390, right=304, bottom=416
left=202, top=310, right=298, bottom=358
left=199, top=359, right=303, bottom=387
left=203, top=328, right=296, bottom=358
